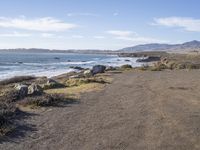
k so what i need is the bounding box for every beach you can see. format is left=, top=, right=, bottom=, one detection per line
left=0, top=69, right=199, bottom=150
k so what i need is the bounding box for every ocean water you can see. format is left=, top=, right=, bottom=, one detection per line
left=0, top=52, right=143, bottom=80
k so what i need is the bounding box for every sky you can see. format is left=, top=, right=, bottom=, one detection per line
left=0, top=0, right=200, bottom=50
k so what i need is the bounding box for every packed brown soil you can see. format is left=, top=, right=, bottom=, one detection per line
left=0, top=70, right=200, bottom=150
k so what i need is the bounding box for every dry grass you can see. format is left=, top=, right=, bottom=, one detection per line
left=18, top=94, right=67, bottom=107
left=65, top=76, right=110, bottom=87
left=0, top=101, right=16, bottom=136
left=45, top=83, right=105, bottom=99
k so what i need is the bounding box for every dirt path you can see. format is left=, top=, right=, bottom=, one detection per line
left=0, top=70, right=200, bottom=150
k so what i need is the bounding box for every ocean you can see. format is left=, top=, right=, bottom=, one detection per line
left=0, top=52, right=143, bottom=80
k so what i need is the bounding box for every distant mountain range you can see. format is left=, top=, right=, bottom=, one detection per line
left=120, top=40, right=200, bottom=53
left=1, top=40, right=200, bottom=54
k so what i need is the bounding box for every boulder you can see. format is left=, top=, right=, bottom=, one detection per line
left=28, top=83, right=43, bottom=95
left=14, top=84, right=28, bottom=98
left=84, top=70, right=93, bottom=77
left=92, top=65, right=106, bottom=74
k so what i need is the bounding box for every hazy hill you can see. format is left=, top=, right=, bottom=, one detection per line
left=1, top=40, right=200, bottom=54
left=120, top=40, right=200, bottom=53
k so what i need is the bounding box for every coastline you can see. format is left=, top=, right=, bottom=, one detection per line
left=0, top=52, right=143, bottom=81
left=0, top=52, right=200, bottom=149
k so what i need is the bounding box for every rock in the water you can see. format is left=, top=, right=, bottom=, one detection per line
left=69, top=66, right=84, bottom=70
left=54, top=57, right=60, bottom=60
left=136, top=56, right=160, bottom=62
left=84, top=70, right=93, bottom=77
left=92, top=65, right=106, bottom=74
left=14, top=84, right=28, bottom=98
left=28, top=83, right=43, bottom=95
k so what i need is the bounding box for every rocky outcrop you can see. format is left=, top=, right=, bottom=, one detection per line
left=28, top=83, right=43, bottom=95
left=14, top=84, right=28, bottom=98
left=92, top=65, right=106, bottom=74
left=84, top=70, right=93, bottom=77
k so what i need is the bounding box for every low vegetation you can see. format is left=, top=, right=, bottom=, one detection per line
left=18, top=93, right=66, bottom=107
left=135, top=52, right=200, bottom=71
left=65, top=77, right=108, bottom=87
left=42, top=82, right=65, bottom=90
left=120, top=64, right=132, bottom=70
left=0, top=102, right=16, bottom=135
left=0, top=76, right=35, bottom=86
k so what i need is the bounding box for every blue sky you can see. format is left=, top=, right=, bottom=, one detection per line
left=0, top=0, right=200, bottom=50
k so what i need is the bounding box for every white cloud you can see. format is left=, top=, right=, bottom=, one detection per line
left=107, top=30, right=133, bottom=37
left=72, top=35, right=84, bottom=38
left=115, top=36, right=167, bottom=43
left=152, top=17, right=200, bottom=32
left=94, top=36, right=105, bottom=39
left=0, top=17, right=78, bottom=32
left=67, top=13, right=99, bottom=17
left=107, top=30, right=167, bottom=43
left=0, top=31, right=31, bottom=37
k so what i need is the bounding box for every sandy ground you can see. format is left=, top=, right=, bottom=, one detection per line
left=0, top=70, right=200, bottom=150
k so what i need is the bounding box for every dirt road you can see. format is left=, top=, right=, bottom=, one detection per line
left=0, top=70, right=200, bottom=150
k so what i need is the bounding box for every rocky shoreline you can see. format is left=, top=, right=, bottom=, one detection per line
left=1, top=51, right=200, bottom=138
